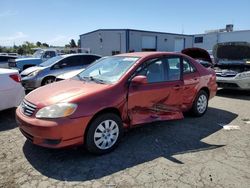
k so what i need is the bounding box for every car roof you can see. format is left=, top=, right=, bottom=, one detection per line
left=61, top=53, right=101, bottom=58
left=115, top=51, right=182, bottom=58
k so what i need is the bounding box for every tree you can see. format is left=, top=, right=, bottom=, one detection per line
left=36, top=41, right=42, bottom=47
left=42, top=43, right=49, bottom=47
left=69, top=39, right=77, bottom=48
left=77, top=39, right=81, bottom=47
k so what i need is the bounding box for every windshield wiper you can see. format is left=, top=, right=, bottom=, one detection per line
left=81, top=76, right=107, bottom=84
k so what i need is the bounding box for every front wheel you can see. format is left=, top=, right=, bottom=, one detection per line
left=85, top=113, right=124, bottom=154
left=42, top=77, right=55, bottom=86
left=191, top=90, right=208, bottom=117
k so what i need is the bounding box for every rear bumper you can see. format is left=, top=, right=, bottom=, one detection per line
left=16, top=107, right=92, bottom=148
left=216, top=77, right=250, bottom=90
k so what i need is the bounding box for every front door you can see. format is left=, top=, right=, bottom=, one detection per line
left=128, top=56, right=184, bottom=125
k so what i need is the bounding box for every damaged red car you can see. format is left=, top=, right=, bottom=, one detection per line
left=16, top=51, right=217, bottom=154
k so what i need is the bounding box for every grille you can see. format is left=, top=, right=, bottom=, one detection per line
left=21, top=99, right=37, bottom=116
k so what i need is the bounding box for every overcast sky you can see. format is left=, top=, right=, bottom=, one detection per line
left=0, top=0, right=249, bottom=46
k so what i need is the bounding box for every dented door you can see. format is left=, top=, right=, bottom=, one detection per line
left=127, top=56, right=184, bottom=125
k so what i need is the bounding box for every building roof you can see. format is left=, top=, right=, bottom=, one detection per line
left=115, top=51, right=182, bottom=58
left=80, top=29, right=193, bottom=37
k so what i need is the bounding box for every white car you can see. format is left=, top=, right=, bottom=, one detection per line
left=213, top=42, right=250, bottom=90
left=56, top=68, right=85, bottom=81
left=0, top=69, right=25, bottom=111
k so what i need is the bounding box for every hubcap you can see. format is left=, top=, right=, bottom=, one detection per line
left=197, top=94, right=207, bottom=114
left=94, top=120, right=119, bottom=150
left=45, top=79, right=54, bottom=85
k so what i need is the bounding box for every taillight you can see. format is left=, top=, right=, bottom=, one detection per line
left=9, top=74, right=21, bottom=82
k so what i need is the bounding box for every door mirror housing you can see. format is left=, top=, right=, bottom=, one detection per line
left=131, top=75, right=148, bottom=85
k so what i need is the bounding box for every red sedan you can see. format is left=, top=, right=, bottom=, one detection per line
left=16, top=51, right=217, bottom=154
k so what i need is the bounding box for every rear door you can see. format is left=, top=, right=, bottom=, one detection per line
left=182, top=58, right=200, bottom=106
left=127, top=56, right=184, bottom=125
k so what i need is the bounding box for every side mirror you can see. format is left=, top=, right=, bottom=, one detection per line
left=131, top=75, right=148, bottom=85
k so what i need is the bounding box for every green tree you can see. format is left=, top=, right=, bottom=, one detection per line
left=69, top=39, right=77, bottom=48
left=36, top=41, right=42, bottom=47
left=42, top=43, right=49, bottom=47
left=77, top=39, right=81, bottom=47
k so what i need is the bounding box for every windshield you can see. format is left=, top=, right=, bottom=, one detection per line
left=77, top=56, right=139, bottom=84
left=33, top=50, right=44, bottom=58
left=39, top=56, right=64, bottom=67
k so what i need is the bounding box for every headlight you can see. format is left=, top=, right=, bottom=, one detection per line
left=235, top=71, right=250, bottom=79
left=36, top=103, right=77, bottom=119
left=27, top=70, right=41, bottom=77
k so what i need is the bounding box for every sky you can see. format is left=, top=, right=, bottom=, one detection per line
left=0, top=0, right=249, bottom=46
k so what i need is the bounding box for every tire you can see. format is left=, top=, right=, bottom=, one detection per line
left=42, top=77, right=55, bottom=86
left=191, top=90, right=208, bottom=117
left=85, top=113, right=124, bottom=154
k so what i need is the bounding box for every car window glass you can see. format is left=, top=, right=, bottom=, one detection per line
left=67, top=56, right=81, bottom=67
left=81, top=55, right=100, bottom=65
left=167, top=57, right=181, bottom=81
left=139, top=59, right=165, bottom=83
left=183, top=58, right=196, bottom=74
left=137, top=57, right=181, bottom=83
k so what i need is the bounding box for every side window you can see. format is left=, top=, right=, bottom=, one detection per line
left=136, top=57, right=181, bottom=83
left=49, top=51, right=56, bottom=57
left=67, top=56, right=81, bottom=67
left=137, top=59, right=165, bottom=83
left=81, top=55, right=100, bottom=65
left=167, top=57, right=181, bottom=81
left=183, top=58, right=196, bottom=74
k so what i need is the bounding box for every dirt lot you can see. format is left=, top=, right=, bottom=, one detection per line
left=0, top=89, right=250, bottom=188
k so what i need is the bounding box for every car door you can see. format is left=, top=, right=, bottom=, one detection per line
left=127, top=56, right=184, bottom=125
left=182, top=58, right=200, bottom=106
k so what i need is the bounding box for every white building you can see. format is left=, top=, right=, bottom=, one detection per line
left=80, top=26, right=250, bottom=56
left=193, top=30, right=250, bottom=51
left=80, top=29, right=193, bottom=56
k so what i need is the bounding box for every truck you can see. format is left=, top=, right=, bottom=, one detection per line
left=8, top=49, right=59, bottom=72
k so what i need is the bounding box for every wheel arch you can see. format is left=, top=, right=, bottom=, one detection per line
left=83, top=107, right=122, bottom=143
left=41, top=76, right=56, bottom=85
left=199, top=87, right=210, bottom=98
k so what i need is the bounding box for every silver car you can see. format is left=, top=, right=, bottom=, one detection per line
left=20, top=53, right=101, bottom=90
left=213, top=42, right=250, bottom=90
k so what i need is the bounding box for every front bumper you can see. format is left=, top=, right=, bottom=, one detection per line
left=216, top=76, right=250, bottom=90
left=16, top=107, right=92, bottom=148
left=21, top=76, right=41, bottom=90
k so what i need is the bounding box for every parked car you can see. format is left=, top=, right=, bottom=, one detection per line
left=56, top=68, right=85, bottom=81
left=20, top=54, right=101, bottom=90
left=0, top=68, right=25, bottom=111
left=213, top=42, right=250, bottom=90
left=8, top=49, right=59, bottom=72
left=16, top=51, right=217, bottom=154
left=0, top=55, right=18, bottom=68
left=182, top=48, right=214, bottom=68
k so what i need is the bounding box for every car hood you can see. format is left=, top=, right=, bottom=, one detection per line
left=182, top=48, right=212, bottom=63
left=25, top=79, right=111, bottom=107
left=20, top=66, right=45, bottom=76
left=57, top=68, right=85, bottom=80
left=213, top=42, right=250, bottom=60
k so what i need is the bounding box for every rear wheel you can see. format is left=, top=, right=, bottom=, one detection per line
left=191, top=90, right=208, bottom=117
left=85, top=113, right=124, bottom=154
left=42, top=77, right=55, bottom=86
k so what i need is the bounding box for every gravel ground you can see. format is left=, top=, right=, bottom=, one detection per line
left=0, top=89, right=250, bottom=188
